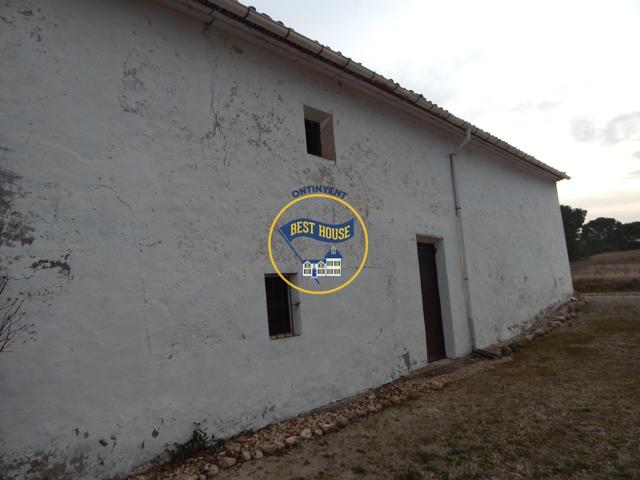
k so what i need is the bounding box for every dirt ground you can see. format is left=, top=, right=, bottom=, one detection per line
left=571, top=250, right=640, bottom=292
left=213, top=293, right=640, bottom=480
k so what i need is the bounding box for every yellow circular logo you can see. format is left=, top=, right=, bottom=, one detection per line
left=268, top=193, right=369, bottom=295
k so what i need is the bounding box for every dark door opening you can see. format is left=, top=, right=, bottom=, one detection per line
left=417, top=242, right=446, bottom=362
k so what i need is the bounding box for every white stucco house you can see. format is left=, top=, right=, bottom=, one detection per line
left=0, top=0, right=573, bottom=478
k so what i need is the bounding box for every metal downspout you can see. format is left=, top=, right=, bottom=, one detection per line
left=449, top=127, right=477, bottom=351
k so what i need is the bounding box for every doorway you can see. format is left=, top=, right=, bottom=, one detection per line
left=417, top=242, right=447, bottom=362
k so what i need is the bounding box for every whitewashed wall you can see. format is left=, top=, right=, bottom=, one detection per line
left=456, top=147, right=572, bottom=347
left=0, top=0, right=572, bottom=478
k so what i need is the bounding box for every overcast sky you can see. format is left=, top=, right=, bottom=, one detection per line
left=250, top=0, right=640, bottom=222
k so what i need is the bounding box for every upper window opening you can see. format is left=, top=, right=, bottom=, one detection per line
left=305, top=119, right=322, bottom=156
left=303, top=106, right=336, bottom=161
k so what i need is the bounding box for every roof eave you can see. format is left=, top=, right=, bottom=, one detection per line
left=160, top=0, right=570, bottom=182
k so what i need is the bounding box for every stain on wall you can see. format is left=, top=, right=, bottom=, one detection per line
left=0, top=167, right=35, bottom=247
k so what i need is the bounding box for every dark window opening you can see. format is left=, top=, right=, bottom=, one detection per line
left=264, top=274, right=296, bottom=339
left=305, top=119, right=322, bottom=156
left=303, top=106, right=336, bottom=161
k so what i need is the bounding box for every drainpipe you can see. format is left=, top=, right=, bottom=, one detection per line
left=449, top=127, right=477, bottom=351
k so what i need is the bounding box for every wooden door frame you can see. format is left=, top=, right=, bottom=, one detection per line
left=416, top=234, right=455, bottom=360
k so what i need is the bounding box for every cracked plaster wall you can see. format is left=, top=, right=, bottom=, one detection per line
left=0, top=0, right=572, bottom=478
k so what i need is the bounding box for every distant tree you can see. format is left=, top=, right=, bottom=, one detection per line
left=581, top=217, right=625, bottom=254
left=561, top=206, right=640, bottom=258
left=580, top=217, right=640, bottom=254
left=560, top=205, right=587, bottom=260
left=621, top=221, right=640, bottom=247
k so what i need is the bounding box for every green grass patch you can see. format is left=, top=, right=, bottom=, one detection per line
left=565, top=345, right=597, bottom=357
left=398, top=469, right=423, bottom=480
left=588, top=316, right=640, bottom=335
left=453, top=472, right=481, bottom=480
left=416, top=450, right=441, bottom=464
left=422, top=463, right=449, bottom=478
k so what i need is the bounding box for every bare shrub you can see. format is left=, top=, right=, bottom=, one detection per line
left=0, top=274, right=27, bottom=352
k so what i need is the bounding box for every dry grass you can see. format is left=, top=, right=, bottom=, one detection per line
left=214, top=295, right=640, bottom=480
left=571, top=249, right=640, bottom=292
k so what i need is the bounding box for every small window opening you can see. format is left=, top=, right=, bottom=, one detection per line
left=264, top=274, right=299, bottom=339
left=303, top=106, right=336, bottom=161
left=305, top=119, right=322, bottom=156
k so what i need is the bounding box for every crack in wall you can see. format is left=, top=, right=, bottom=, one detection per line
left=95, top=184, right=151, bottom=355
left=202, top=22, right=229, bottom=169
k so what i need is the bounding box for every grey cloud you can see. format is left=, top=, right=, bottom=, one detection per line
left=633, top=151, right=640, bottom=159
left=603, top=111, right=640, bottom=144
left=628, top=169, right=640, bottom=179
left=570, top=117, right=598, bottom=142
left=570, top=112, right=640, bottom=145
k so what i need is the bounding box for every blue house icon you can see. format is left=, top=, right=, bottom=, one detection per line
left=302, top=246, right=343, bottom=278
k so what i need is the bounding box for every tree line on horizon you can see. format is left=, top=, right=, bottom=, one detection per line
left=560, top=205, right=640, bottom=260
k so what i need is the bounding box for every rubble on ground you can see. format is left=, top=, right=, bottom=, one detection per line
left=480, top=292, right=589, bottom=359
